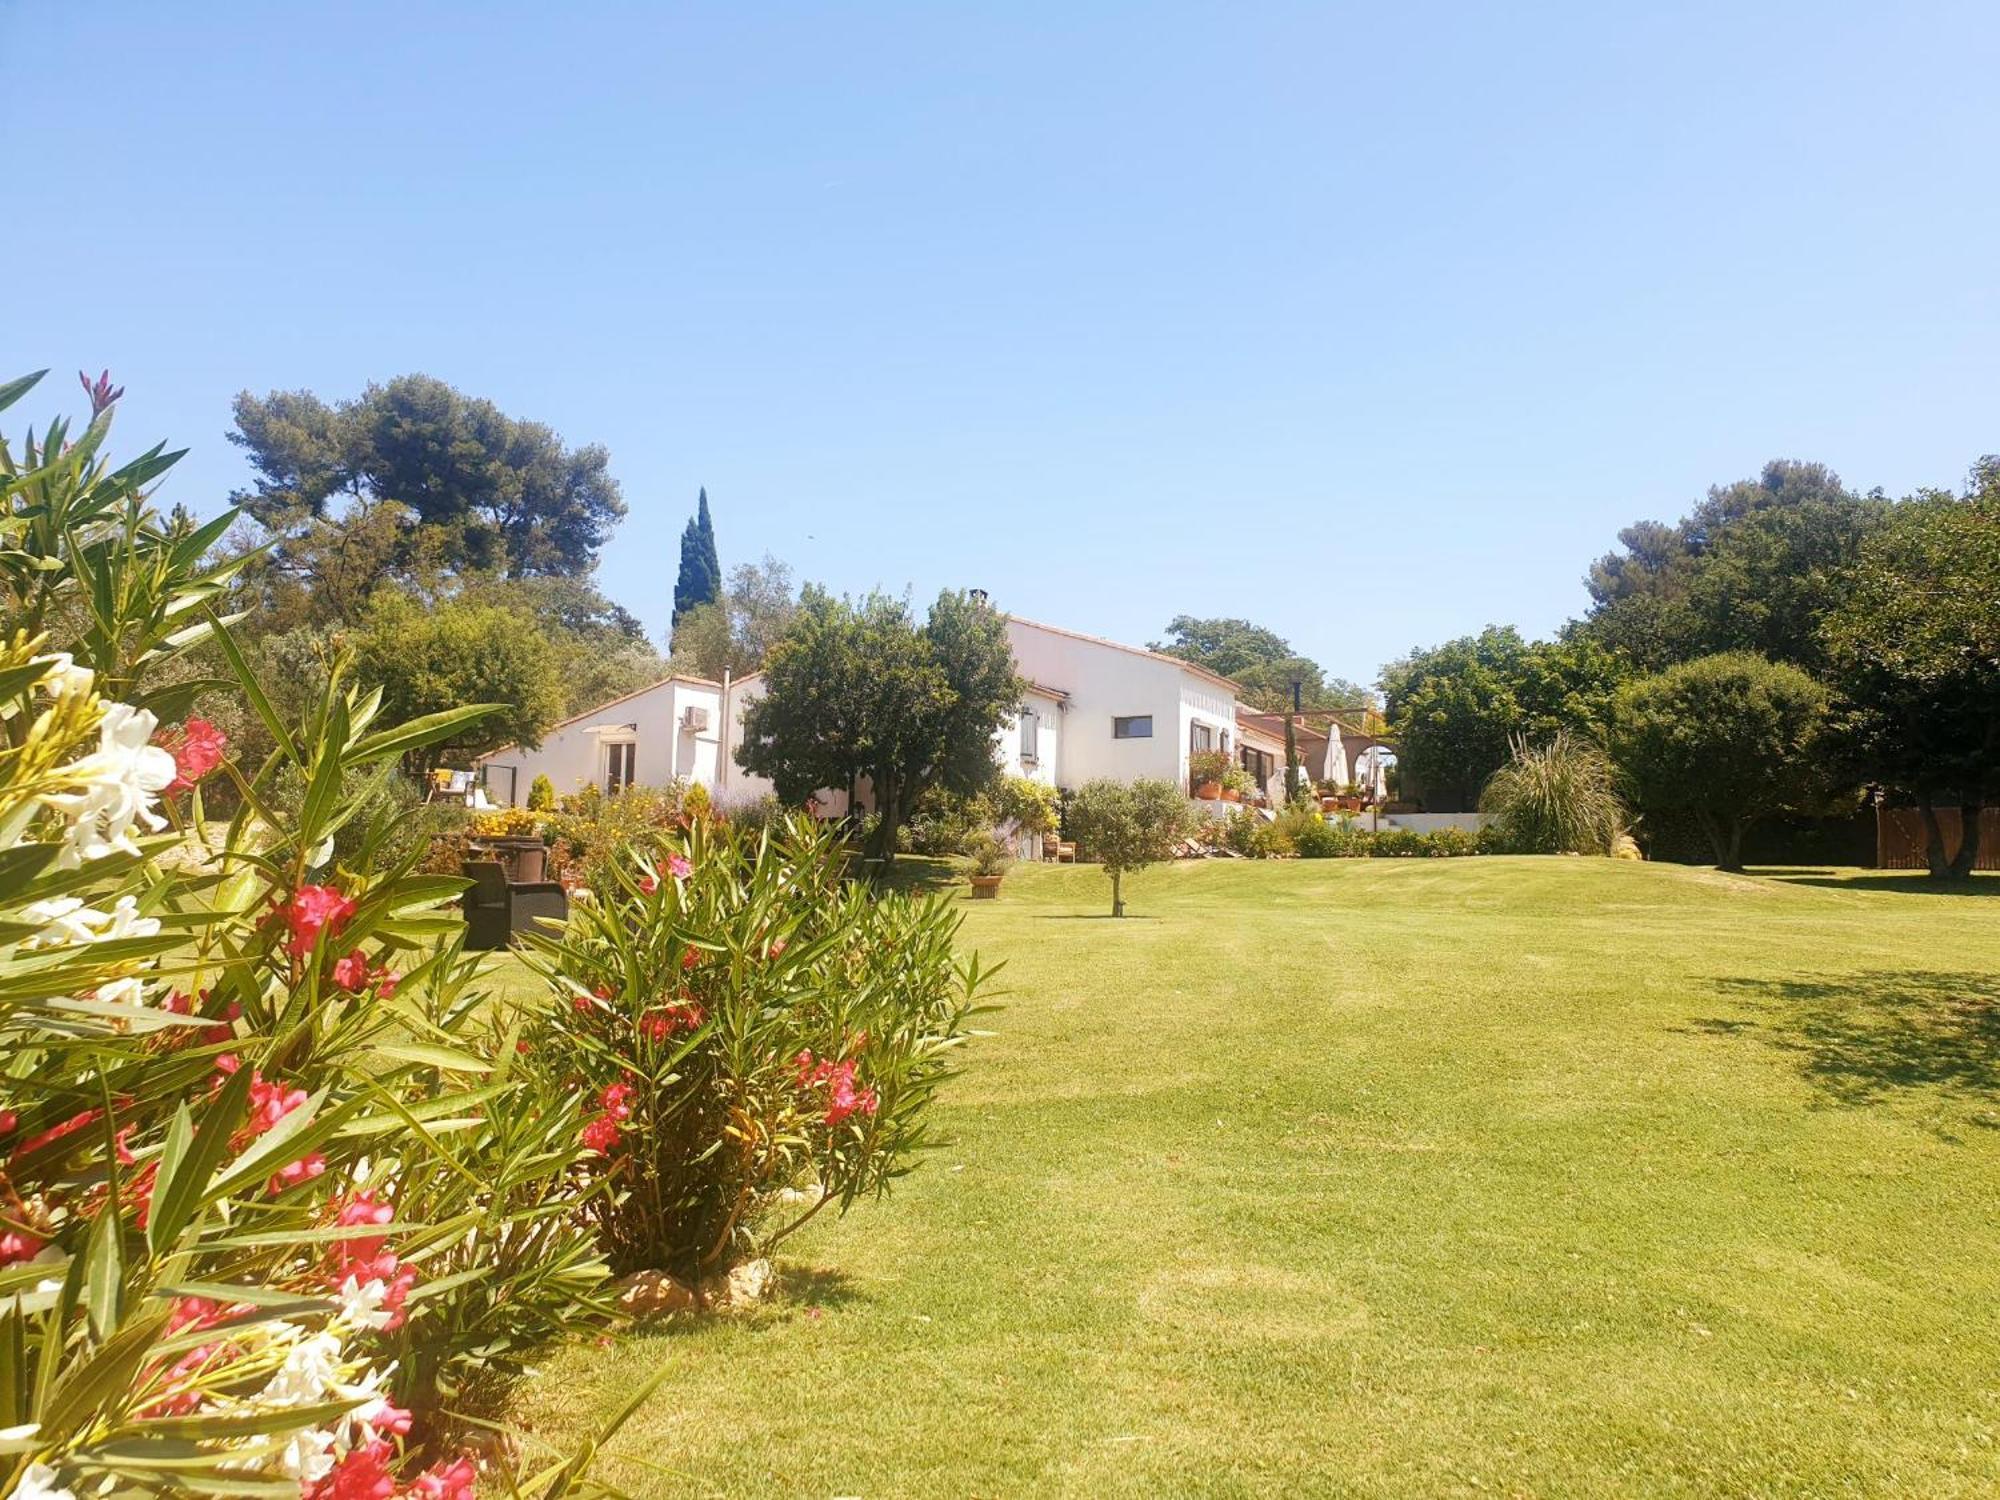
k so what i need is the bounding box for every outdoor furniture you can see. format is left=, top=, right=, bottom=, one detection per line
left=462, top=860, right=567, bottom=951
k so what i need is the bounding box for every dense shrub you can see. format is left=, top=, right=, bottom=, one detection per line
left=1609, top=652, right=1829, bottom=872
left=545, top=781, right=691, bottom=884
left=528, top=771, right=558, bottom=810
left=0, top=372, right=621, bottom=1495
left=1478, top=732, right=1624, bottom=854
left=519, top=813, right=984, bottom=1278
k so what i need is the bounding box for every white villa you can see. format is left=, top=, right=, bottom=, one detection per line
left=476, top=615, right=1321, bottom=811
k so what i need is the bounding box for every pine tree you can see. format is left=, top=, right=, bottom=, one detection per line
left=673, top=487, right=723, bottom=624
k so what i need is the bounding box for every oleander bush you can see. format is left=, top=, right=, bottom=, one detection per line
left=0, top=370, right=633, bottom=1498
left=518, top=812, right=987, bottom=1279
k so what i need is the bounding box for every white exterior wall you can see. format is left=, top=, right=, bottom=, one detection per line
left=481, top=677, right=725, bottom=806
left=995, top=686, right=1065, bottom=787
left=1004, top=620, right=1234, bottom=790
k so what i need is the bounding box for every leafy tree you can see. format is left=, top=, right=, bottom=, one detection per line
left=673, top=486, right=722, bottom=625
left=1581, top=460, right=1888, bottom=673
left=1608, top=652, right=1829, bottom=871
left=669, top=554, right=799, bottom=678
left=1821, top=475, right=2000, bottom=879
left=456, top=573, right=665, bottom=716
left=1381, top=629, right=1627, bottom=811
left=528, top=772, right=557, bottom=811
left=230, top=374, right=626, bottom=594
left=1152, top=615, right=1370, bottom=711
left=1065, top=778, right=1198, bottom=916
left=350, top=588, right=567, bottom=776
left=738, top=588, right=1022, bottom=861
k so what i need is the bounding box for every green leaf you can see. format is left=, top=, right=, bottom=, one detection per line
left=345, top=702, right=503, bottom=769
left=0, top=370, right=46, bottom=415
left=375, top=1041, right=493, bottom=1074
left=145, top=1064, right=251, bottom=1250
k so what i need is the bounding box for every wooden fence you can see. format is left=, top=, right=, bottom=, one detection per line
left=1875, top=806, right=2000, bottom=871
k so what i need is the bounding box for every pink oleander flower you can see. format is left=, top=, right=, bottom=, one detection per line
left=331, top=949, right=371, bottom=991
left=580, top=1115, right=621, bottom=1154
left=284, top=885, right=358, bottom=959
left=269, top=1150, right=326, bottom=1195
left=157, top=716, right=227, bottom=794
left=822, top=1059, right=879, bottom=1127
left=12, top=1107, right=103, bottom=1162
left=331, top=1191, right=395, bottom=1268
left=599, top=1082, right=636, bottom=1121
left=665, top=852, right=692, bottom=880
left=408, top=1457, right=478, bottom=1500
left=0, top=1230, right=44, bottom=1266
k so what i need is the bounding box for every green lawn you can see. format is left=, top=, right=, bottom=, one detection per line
left=505, top=858, right=2000, bottom=1497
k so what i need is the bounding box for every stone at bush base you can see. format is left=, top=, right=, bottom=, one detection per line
left=700, top=1256, right=774, bottom=1310
left=612, top=1268, right=698, bottom=1318
left=611, top=1257, right=775, bottom=1318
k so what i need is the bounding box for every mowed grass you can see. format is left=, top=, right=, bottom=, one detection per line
left=504, top=859, right=2000, bottom=1498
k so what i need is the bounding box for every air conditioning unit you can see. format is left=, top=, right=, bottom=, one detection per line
left=680, top=705, right=711, bottom=733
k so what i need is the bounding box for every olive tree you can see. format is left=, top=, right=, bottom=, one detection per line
left=1065, top=777, right=1197, bottom=916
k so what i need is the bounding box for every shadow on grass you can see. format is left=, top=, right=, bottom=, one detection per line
left=1694, top=969, right=2000, bottom=1120
left=1755, top=870, right=2000, bottom=897
left=858, top=857, right=962, bottom=897
left=1032, top=913, right=1163, bottom=921
left=779, top=1263, right=864, bottom=1311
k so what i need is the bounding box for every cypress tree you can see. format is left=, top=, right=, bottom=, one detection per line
left=673, top=487, right=723, bottom=624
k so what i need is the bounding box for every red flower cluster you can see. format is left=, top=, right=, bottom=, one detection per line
left=306, top=1438, right=469, bottom=1500
left=580, top=1081, right=636, bottom=1155
left=156, top=717, right=228, bottom=794
left=332, top=949, right=400, bottom=998
left=225, top=1067, right=326, bottom=1194
left=0, top=1229, right=43, bottom=1266
left=284, top=885, right=358, bottom=959
left=791, top=1051, right=879, bottom=1127
left=307, top=1440, right=397, bottom=1500
left=639, top=998, right=705, bottom=1043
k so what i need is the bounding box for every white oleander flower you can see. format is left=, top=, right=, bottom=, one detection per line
left=274, top=1423, right=338, bottom=1484
left=15, top=1462, right=76, bottom=1500
left=94, top=976, right=148, bottom=1009
left=332, top=1273, right=397, bottom=1332
left=33, top=652, right=94, bottom=699
left=20, top=894, right=162, bottom=948
left=42, top=704, right=175, bottom=868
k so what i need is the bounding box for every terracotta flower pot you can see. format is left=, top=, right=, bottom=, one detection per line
left=1221, top=788, right=1241, bottom=803
left=969, top=875, right=1004, bottom=900
left=1195, top=782, right=1223, bottom=800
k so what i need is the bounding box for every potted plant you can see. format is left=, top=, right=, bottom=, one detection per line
left=964, top=831, right=1013, bottom=898
left=1219, top=765, right=1254, bottom=803
left=1188, top=749, right=1231, bottom=800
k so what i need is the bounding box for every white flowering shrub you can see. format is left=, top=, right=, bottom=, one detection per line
left=0, top=371, right=635, bottom=1498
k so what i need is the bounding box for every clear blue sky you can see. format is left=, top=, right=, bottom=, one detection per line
left=8, top=2, right=1996, bottom=690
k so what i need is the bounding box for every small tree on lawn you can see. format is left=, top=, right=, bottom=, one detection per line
left=1609, top=651, right=1828, bottom=871
left=1066, top=777, right=1196, bottom=916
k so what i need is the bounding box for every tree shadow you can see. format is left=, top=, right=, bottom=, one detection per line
left=776, top=1263, right=864, bottom=1311
left=1755, top=870, right=2000, bottom=897
left=859, top=857, right=962, bottom=897
left=1032, top=913, right=1163, bottom=921
left=1693, top=969, right=2000, bottom=1121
